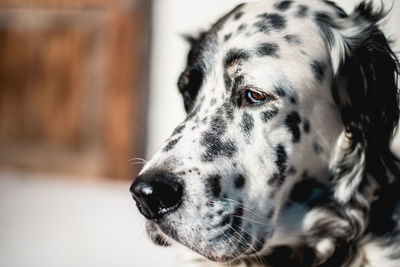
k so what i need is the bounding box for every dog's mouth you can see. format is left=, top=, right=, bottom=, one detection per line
left=144, top=210, right=272, bottom=263
left=146, top=222, right=240, bottom=262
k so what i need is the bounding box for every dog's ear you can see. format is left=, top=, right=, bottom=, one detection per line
left=177, top=33, right=207, bottom=113
left=177, top=3, right=245, bottom=113
left=323, top=2, right=400, bottom=238
left=302, top=4, right=400, bottom=257
left=330, top=2, right=400, bottom=154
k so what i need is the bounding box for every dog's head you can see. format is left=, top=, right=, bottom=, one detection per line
left=131, top=0, right=399, bottom=263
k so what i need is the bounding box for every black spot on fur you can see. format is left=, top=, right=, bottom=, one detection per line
left=257, top=42, right=279, bottom=57
left=234, top=174, right=246, bottom=189
left=285, top=111, right=302, bottom=143
left=266, top=13, right=286, bottom=29
left=232, top=75, right=244, bottom=92
left=210, top=114, right=227, bottom=135
left=224, top=49, right=250, bottom=68
left=241, top=112, right=254, bottom=136
left=265, top=210, right=274, bottom=222
left=287, top=166, right=297, bottom=175
left=224, top=33, right=232, bottom=42
left=185, top=105, right=200, bottom=122
left=313, top=142, right=323, bottom=154
left=303, top=119, right=310, bottom=133
left=219, top=214, right=230, bottom=226
left=255, top=13, right=286, bottom=33
left=284, top=34, right=301, bottom=45
left=267, top=144, right=288, bottom=187
left=290, top=96, right=297, bottom=104
left=296, top=5, right=308, bottom=18
left=163, top=136, right=182, bottom=152
left=224, top=72, right=232, bottom=90
left=274, top=85, right=286, bottom=97
left=315, top=12, right=336, bottom=48
left=311, top=60, right=326, bottom=81
left=231, top=204, right=244, bottom=233
left=231, top=76, right=245, bottom=106
left=274, top=1, right=293, bottom=11
left=289, top=177, right=323, bottom=203
left=201, top=132, right=238, bottom=161
left=206, top=174, right=222, bottom=198
left=268, top=172, right=280, bottom=186
left=234, top=11, right=244, bottom=20
left=237, top=23, right=247, bottom=33
left=222, top=102, right=235, bottom=121
left=261, top=108, right=279, bottom=122
left=275, top=144, right=287, bottom=176
left=172, top=124, right=185, bottom=136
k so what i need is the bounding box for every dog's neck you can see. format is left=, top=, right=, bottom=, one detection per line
left=256, top=132, right=400, bottom=267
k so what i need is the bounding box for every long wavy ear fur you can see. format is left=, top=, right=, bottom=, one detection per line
left=328, top=1, right=400, bottom=235
left=334, top=2, right=399, bottom=157
left=301, top=4, right=400, bottom=265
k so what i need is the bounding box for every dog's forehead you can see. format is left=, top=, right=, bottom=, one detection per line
left=217, top=1, right=328, bottom=52
left=192, top=0, right=333, bottom=102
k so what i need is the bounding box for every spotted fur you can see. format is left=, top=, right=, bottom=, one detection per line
left=131, top=1, right=400, bottom=266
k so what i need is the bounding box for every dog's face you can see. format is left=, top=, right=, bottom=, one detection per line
left=132, top=0, right=356, bottom=262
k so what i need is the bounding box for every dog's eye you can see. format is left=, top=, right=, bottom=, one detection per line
left=245, top=89, right=270, bottom=104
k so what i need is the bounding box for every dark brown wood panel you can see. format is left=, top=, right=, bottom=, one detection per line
left=0, top=0, right=150, bottom=179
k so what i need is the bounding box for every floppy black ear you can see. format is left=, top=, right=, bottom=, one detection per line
left=177, top=33, right=207, bottom=113
left=324, top=1, right=400, bottom=240
left=301, top=5, right=400, bottom=261
left=177, top=3, right=245, bottom=113
left=333, top=2, right=400, bottom=156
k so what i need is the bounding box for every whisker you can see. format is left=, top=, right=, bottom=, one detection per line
left=223, top=224, right=252, bottom=266
left=217, top=229, right=237, bottom=265
left=129, top=157, right=148, bottom=163
left=219, top=197, right=267, bottom=219
left=231, top=215, right=271, bottom=227
left=235, top=224, right=264, bottom=249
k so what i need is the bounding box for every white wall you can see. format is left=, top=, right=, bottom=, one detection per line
left=147, top=0, right=400, bottom=157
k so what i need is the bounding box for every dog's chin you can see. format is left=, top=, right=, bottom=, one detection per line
left=201, top=253, right=239, bottom=263
left=179, top=244, right=241, bottom=264
left=145, top=221, right=247, bottom=263
left=145, top=221, right=171, bottom=247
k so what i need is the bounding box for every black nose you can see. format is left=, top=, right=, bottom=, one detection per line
left=130, top=172, right=183, bottom=220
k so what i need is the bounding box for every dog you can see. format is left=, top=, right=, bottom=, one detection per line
left=130, top=0, right=400, bottom=266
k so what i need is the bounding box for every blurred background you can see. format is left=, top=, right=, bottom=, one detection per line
left=0, top=0, right=399, bottom=266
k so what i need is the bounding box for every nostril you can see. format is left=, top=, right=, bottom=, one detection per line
left=130, top=173, right=183, bottom=220
left=153, top=179, right=183, bottom=210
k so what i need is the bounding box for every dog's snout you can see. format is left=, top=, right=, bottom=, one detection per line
left=130, top=172, right=183, bottom=220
